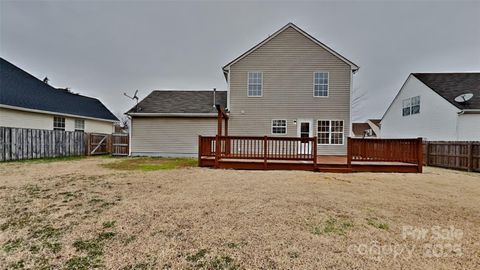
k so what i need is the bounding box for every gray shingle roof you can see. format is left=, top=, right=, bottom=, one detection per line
left=0, top=57, right=118, bottom=121
left=412, top=73, right=480, bottom=110
left=127, top=90, right=227, bottom=114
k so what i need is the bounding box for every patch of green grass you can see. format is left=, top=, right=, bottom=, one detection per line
left=6, top=155, right=84, bottom=164
left=101, top=157, right=197, bottom=171
left=68, top=226, right=116, bottom=269
left=9, top=260, right=25, bottom=269
left=2, top=238, right=22, bottom=252
left=288, top=251, right=300, bottom=259
left=366, top=217, right=389, bottom=230
left=102, top=221, right=116, bottom=229
left=313, top=217, right=353, bottom=236
left=73, top=239, right=104, bottom=257
left=64, top=255, right=102, bottom=270
left=186, top=249, right=208, bottom=262
left=185, top=249, right=239, bottom=270
left=31, top=225, right=62, bottom=240
left=209, top=255, right=240, bottom=270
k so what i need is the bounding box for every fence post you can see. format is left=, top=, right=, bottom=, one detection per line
left=313, top=137, right=317, bottom=169
left=347, top=137, right=352, bottom=168
left=417, top=137, right=423, bottom=173
left=467, top=142, right=473, bottom=172
left=263, top=136, right=268, bottom=170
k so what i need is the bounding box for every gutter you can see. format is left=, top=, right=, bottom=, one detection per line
left=0, top=104, right=118, bottom=122
left=126, top=112, right=219, bottom=117
left=458, top=109, right=480, bottom=115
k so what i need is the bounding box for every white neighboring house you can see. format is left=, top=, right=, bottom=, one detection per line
left=0, top=57, right=118, bottom=133
left=381, top=73, right=480, bottom=141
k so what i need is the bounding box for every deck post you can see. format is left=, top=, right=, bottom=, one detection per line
left=217, top=110, right=223, bottom=136
left=347, top=137, right=352, bottom=168
left=417, top=137, right=423, bottom=173
left=263, top=136, right=268, bottom=170
left=198, top=135, right=202, bottom=167
left=313, top=137, right=317, bottom=169
left=214, top=135, right=220, bottom=168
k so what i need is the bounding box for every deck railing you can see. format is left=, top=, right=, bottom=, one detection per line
left=348, top=137, right=423, bottom=171
left=199, top=135, right=318, bottom=166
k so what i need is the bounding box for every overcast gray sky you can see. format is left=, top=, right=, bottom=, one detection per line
left=1, top=0, right=479, bottom=121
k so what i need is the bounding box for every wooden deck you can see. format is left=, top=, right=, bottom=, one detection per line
left=199, top=155, right=420, bottom=173
left=198, top=136, right=423, bottom=174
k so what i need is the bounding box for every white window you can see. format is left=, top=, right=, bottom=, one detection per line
left=402, top=96, right=420, bottom=116
left=271, top=120, right=287, bottom=134
left=75, top=119, right=85, bottom=131
left=411, top=96, right=420, bottom=114
left=314, top=72, right=329, bottom=97
left=53, top=116, right=65, bottom=131
left=317, top=120, right=344, bottom=145
left=248, top=72, right=262, bottom=97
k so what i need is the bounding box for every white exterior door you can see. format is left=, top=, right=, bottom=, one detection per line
left=297, top=119, right=313, bottom=154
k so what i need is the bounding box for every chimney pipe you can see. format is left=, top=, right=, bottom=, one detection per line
left=213, top=88, right=216, bottom=107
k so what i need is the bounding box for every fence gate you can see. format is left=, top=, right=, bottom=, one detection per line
left=111, top=133, right=129, bottom=156
left=87, top=133, right=110, bottom=155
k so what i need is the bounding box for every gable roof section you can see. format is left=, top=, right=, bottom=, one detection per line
left=222, top=23, right=359, bottom=76
left=412, top=73, right=480, bottom=110
left=127, top=90, right=227, bottom=115
left=0, top=58, right=118, bottom=122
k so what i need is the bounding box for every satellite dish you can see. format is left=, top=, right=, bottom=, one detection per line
left=454, top=93, right=473, bottom=103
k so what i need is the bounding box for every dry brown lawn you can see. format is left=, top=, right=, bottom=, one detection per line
left=0, top=157, right=479, bottom=269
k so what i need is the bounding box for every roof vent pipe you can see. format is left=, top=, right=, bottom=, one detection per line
left=213, top=88, right=216, bottom=107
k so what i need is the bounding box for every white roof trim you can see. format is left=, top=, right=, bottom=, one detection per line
left=222, top=22, right=359, bottom=73
left=0, top=104, right=118, bottom=123
left=127, top=112, right=218, bottom=118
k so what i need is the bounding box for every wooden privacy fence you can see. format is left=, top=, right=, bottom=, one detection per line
left=347, top=137, right=423, bottom=171
left=0, top=126, right=85, bottom=161
left=424, top=141, right=480, bottom=172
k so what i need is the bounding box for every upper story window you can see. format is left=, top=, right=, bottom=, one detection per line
left=317, top=120, right=344, bottom=145
left=314, top=72, right=329, bottom=97
left=75, top=119, right=85, bottom=131
left=53, top=116, right=65, bottom=131
left=402, top=96, right=420, bottom=116
left=271, top=119, right=287, bottom=134
left=248, top=72, right=263, bottom=97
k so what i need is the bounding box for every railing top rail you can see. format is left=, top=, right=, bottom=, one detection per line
left=218, top=135, right=315, bottom=141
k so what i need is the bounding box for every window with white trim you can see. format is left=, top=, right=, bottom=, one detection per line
left=248, top=72, right=262, bottom=97
left=75, top=119, right=85, bottom=131
left=402, top=96, right=420, bottom=116
left=314, top=72, right=329, bottom=97
left=317, top=120, right=344, bottom=145
left=53, top=116, right=65, bottom=131
left=271, top=120, right=287, bottom=134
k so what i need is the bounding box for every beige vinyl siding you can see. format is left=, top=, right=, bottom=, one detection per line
left=228, top=27, right=351, bottom=155
left=0, top=107, right=114, bottom=134
left=131, top=117, right=217, bottom=157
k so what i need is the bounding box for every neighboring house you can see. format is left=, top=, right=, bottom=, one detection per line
left=0, top=57, right=118, bottom=133
left=381, top=73, right=480, bottom=140
left=127, top=23, right=358, bottom=157
left=352, top=119, right=380, bottom=138
left=127, top=91, right=227, bottom=156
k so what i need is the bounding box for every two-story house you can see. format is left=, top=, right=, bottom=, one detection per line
left=127, top=23, right=358, bottom=157
left=381, top=73, right=480, bottom=140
